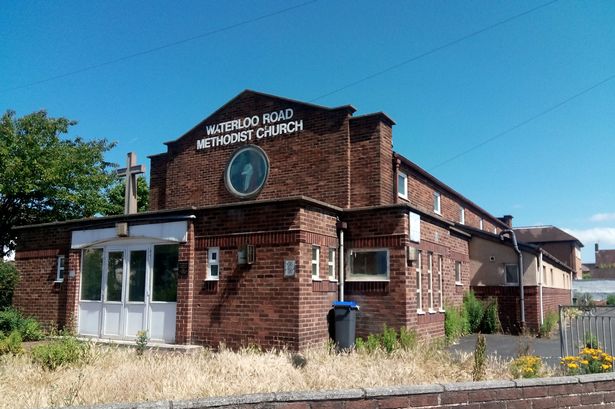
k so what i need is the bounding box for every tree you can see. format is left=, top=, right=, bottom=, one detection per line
left=0, top=110, right=116, bottom=257
left=103, top=176, right=149, bottom=215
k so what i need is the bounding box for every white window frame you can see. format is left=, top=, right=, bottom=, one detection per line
left=438, top=255, right=444, bottom=312
left=347, top=249, right=390, bottom=281
left=433, top=192, right=441, bottom=215
left=311, top=245, right=320, bottom=280
left=455, top=261, right=462, bottom=285
left=207, top=247, right=220, bottom=280
left=459, top=207, right=465, bottom=225
left=428, top=252, right=434, bottom=312
left=397, top=171, right=408, bottom=199
left=55, top=255, right=65, bottom=282
left=328, top=248, right=336, bottom=280
left=416, top=250, right=423, bottom=314
left=505, top=263, right=519, bottom=285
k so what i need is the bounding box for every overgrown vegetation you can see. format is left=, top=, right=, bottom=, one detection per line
left=31, top=336, right=90, bottom=370
left=444, top=292, right=501, bottom=343
left=538, top=311, right=558, bottom=338
left=510, top=355, right=542, bottom=378
left=355, top=325, right=417, bottom=354
left=0, top=262, right=18, bottom=309
left=135, top=330, right=149, bottom=356
left=607, top=294, right=615, bottom=306
left=0, top=308, right=44, bottom=341
left=0, top=330, right=23, bottom=356
left=561, top=347, right=614, bottom=375
left=472, top=334, right=487, bottom=381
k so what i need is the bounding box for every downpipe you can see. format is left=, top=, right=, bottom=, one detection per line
left=500, top=229, right=525, bottom=329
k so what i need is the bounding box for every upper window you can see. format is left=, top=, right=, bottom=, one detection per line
left=328, top=248, right=336, bottom=280
left=409, top=212, right=421, bottom=243
left=455, top=261, right=462, bottom=285
left=349, top=249, right=389, bottom=281
left=505, top=264, right=519, bottom=284
left=397, top=172, right=408, bottom=199
left=433, top=192, right=441, bottom=214
left=207, top=247, right=220, bottom=280
left=459, top=207, right=465, bottom=225
left=479, top=218, right=484, bottom=230
left=312, top=246, right=320, bottom=279
left=56, top=255, right=65, bottom=282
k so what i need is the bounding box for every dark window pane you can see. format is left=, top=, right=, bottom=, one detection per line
left=81, top=249, right=103, bottom=301
left=152, top=245, right=179, bottom=302
left=351, top=251, right=388, bottom=277
left=129, top=250, right=147, bottom=302
left=106, top=251, right=123, bottom=302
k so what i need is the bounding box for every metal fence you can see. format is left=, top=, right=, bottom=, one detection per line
left=559, top=305, right=615, bottom=368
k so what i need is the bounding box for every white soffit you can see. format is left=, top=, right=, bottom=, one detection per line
left=71, top=221, right=188, bottom=249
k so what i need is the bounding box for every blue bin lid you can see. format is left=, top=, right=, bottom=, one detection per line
left=333, top=301, right=359, bottom=309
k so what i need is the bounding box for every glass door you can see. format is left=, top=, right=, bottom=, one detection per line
left=123, top=248, right=149, bottom=338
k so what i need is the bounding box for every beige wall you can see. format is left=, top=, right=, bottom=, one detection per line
left=540, top=257, right=571, bottom=290
left=470, top=236, right=539, bottom=286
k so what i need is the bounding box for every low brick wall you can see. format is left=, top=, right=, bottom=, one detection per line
left=63, top=372, right=615, bottom=409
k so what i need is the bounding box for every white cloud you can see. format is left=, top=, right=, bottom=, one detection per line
left=590, top=213, right=615, bottom=222
left=563, top=227, right=615, bottom=246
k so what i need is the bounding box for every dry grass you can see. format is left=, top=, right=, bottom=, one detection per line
left=0, top=341, right=514, bottom=409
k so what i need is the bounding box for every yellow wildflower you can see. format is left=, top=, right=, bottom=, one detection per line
left=568, top=363, right=578, bottom=369
left=580, top=359, right=589, bottom=365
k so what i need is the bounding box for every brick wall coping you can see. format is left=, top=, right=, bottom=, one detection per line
left=56, top=372, right=615, bottom=409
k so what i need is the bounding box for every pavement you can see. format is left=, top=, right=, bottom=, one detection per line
left=447, top=333, right=562, bottom=367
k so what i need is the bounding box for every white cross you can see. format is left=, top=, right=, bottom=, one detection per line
left=116, top=152, right=145, bottom=214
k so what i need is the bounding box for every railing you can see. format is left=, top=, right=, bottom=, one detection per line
left=559, top=305, right=615, bottom=369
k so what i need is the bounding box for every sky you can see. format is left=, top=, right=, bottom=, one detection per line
left=1, top=0, right=614, bottom=263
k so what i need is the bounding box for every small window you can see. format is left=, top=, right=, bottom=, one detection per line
left=56, top=255, right=65, bottom=282
left=479, top=218, right=484, bottom=230
left=550, top=268, right=554, bottom=286
left=328, top=248, right=336, bottom=280
left=428, top=252, right=434, bottom=311
left=409, top=212, right=421, bottom=243
left=312, top=246, right=320, bottom=279
left=455, top=261, right=462, bottom=285
left=433, top=192, right=441, bottom=214
left=543, top=266, right=547, bottom=285
left=505, top=264, right=519, bottom=284
left=397, top=172, right=408, bottom=199
left=459, top=207, right=465, bottom=224
left=349, top=249, right=389, bottom=281
left=207, top=247, right=220, bottom=280
left=416, top=250, right=423, bottom=313
left=438, top=255, right=444, bottom=311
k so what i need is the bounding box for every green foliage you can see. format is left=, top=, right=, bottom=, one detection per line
left=472, top=334, right=487, bottom=381
left=480, top=298, right=501, bottom=334
left=561, top=347, right=613, bottom=375
left=0, top=262, right=19, bottom=309
left=607, top=294, right=615, bottom=306
left=355, top=326, right=417, bottom=354
left=0, top=308, right=44, bottom=341
left=365, top=334, right=381, bottom=353
left=31, top=337, right=89, bottom=370
left=135, top=330, right=149, bottom=356
left=511, top=355, right=542, bottom=378
left=103, top=176, right=149, bottom=215
left=0, top=330, right=24, bottom=356
left=0, top=110, right=116, bottom=257
left=584, top=332, right=599, bottom=349
left=538, top=311, right=558, bottom=338
left=380, top=325, right=398, bottom=354
left=444, top=305, right=469, bottom=343
left=576, top=292, right=595, bottom=307
left=463, top=291, right=484, bottom=333
left=398, top=327, right=417, bottom=350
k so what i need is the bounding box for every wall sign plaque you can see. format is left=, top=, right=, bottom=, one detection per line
left=225, top=145, right=269, bottom=198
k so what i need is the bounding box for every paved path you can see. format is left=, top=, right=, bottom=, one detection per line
left=447, top=333, right=562, bottom=367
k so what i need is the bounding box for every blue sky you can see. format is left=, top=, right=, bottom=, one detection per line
left=1, top=0, right=614, bottom=262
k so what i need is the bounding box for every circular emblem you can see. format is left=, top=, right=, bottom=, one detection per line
left=225, top=145, right=269, bottom=198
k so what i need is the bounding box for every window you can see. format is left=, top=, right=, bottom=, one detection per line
left=311, top=246, right=320, bottom=279
left=505, top=264, right=519, bottom=284
left=428, top=252, right=434, bottom=311
left=543, top=266, right=547, bottom=285
left=56, top=255, right=65, bottom=282
left=81, top=248, right=103, bottom=301
left=328, top=248, right=336, bottom=280
left=152, top=244, right=179, bottom=302
left=459, top=207, right=465, bottom=224
left=550, top=268, right=554, bottom=286
left=207, top=247, right=220, bottom=280
left=416, top=250, right=423, bottom=313
left=455, top=261, right=462, bottom=285
left=397, top=172, right=408, bottom=199
left=349, top=249, right=389, bottom=281
left=409, top=212, right=421, bottom=243
left=438, top=255, right=444, bottom=311
left=479, top=218, right=484, bottom=230
left=433, top=192, right=441, bottom=214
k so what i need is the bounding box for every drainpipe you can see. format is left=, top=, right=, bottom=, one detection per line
left=539, top=251, right=544, bottom=325
left=337, top=221, right=347, bottom=302
left=500, top=229, right=525, bottom=329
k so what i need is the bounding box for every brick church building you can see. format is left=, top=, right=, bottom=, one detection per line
left=12, top=90, right=570, bottom=349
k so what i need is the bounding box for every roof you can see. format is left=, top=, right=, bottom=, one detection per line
left=584, top=263, right=615, bottom=280
left=596, top=249, right=615, bottom=265
left=513, top=226, right=583, bottom=247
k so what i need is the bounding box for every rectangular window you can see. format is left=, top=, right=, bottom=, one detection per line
left=328, top=248, right=336, bottom=280
left=207, top=247, right=220, bottom=280
left=505, top=264, right=519, bottom=284
left=433, top=192, right=441, bottom=214
left=128, top=250, right=147, bottom=302
left=56, top=255, right=65, bottom=282
left=349, top=249, right=389, bottom=281
left=409, top=212, right=421, bottom=243
left=543, top=266, right=547, bottom=285
left=312, top=246, right=320, bottom=279
left=550, top=268, right=554, bottom=286
left=479, top=218, right=484, bottom=230
left=428, top=252, right=434, bottom=311
left=80, top=248, right=103, bottom=301
left=455, top=261, right=462, bottom=285
left=438, top=255, right=444, bottom=311
left=459, top=207, right=465, bottom=225
left=106, top=251, right=123, bottom=302
left=416, top=250, right=423, bottom=312
left=397, top=172, right=408, bottom=199
left=152, top=244, right=179, bottom=302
